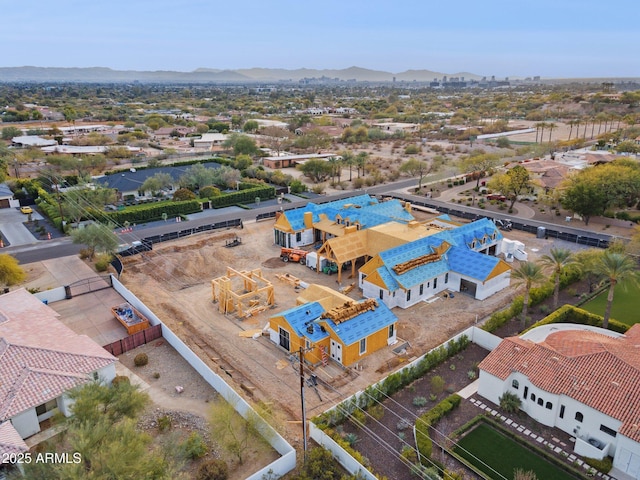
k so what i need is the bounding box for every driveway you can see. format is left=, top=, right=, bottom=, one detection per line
left=0, top=207, right=42, bottom=246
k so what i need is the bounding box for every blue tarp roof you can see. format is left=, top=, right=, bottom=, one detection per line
left=324, top=301, right=397, bottom=346
left=279, top=299, right=397, bottom=345
left=375, top=218, right=504, bottom=289
left=282, top=195, right=414, bottom=232
left=280, top=302, right=329, bottom=342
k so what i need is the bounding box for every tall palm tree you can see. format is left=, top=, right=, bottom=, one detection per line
left=540, top=247, right=577, bottom=309
left=547, top=122, right=556, bottom=143
left=592, top=251, right=640, bottom=328
left=511, top=261, right=546, bottom=328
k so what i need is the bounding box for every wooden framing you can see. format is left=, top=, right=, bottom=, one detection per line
left=211, top=267, right=275, bottom=318
left=321, top=298, right=379, bottom=324
left=392, top=252, right=441, bottom=275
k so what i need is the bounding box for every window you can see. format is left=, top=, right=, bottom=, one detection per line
left=575, top=412, right=584, bottom=423
left=36, top=399, right=57, bottom=417
left=471, top=241, right=476, bottom=249
left=523, top=386, right=528, bottom=399
left=512, top=380, right=519, bottom=390
left=537, top=398, right=543, bottom=406
left=93, top=371, right=99, bottom=381
left=406, top=289, right=411, bottom=301
left=545, top=402, right=552, bottom=410
left=359, top=338, right=367, bottom=355
left=379, top=289, right=384, bottom=300
left=419, top=284, right=424, bottom=295
left=559, top=405, right=565, bottom=419
left=531, top=393, right=536, bottom=402
left=433, top=278, right=438, bottom=289
left=388, top=324, right=394, bottom=339
left=445, top=273, right=449, bottom=284
left=599, top=424, right=617, bottom=437
left=296, top=232, right=302, bottom=242
left=305, top=339, right=311, bottom=350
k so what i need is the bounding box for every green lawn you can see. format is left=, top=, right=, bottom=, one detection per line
left=453, top=422, right=579, bottom=480
left=581, top=279, right=640, bottom=326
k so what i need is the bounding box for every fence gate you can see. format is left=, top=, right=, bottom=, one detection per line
left=102, top=324, right=163, bottom=356
left=66, top=275, right=113, bottom=298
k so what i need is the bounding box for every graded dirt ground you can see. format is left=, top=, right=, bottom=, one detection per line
left=116, top=211, right=557, bottom=447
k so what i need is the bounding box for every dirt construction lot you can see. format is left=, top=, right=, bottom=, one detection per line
left=118, top=213, right=556, bottom=445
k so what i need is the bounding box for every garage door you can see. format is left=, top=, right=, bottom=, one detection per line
left=618, top=448, right=640, bottom=479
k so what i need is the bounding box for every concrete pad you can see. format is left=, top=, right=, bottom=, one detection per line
left=457, top=379, right=478, bottom=398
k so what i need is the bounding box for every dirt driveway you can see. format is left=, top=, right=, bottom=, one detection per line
left=117, top=214, right=559, bottom=443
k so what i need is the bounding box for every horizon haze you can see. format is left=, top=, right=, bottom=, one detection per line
left=2, top=0, right=639, bottom=79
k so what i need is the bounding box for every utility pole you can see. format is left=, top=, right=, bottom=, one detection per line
left=299, top=346, right=308, bottom=458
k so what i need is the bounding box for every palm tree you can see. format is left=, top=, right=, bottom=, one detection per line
left=511, top=261, right=545, bottom=328
left=592, top=251, right=640, bottom=328
left=540, top=247, right=577, bottom=310
left=547, top=122, right=556, bottom=143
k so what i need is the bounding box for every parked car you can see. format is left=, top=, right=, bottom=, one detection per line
left=20, top=206, right=33, bottom=214
left=486, top=194, right=507, bottom=201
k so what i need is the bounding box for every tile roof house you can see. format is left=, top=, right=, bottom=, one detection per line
left=0, top=289, right=116, bottom=444
left=359, top=218, right=511, bottom=308
left=268, top=295, right=397, bottom=367
left=477, top=324, right=640, bottom=477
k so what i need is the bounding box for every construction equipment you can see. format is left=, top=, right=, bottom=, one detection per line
left=280, top=247, right=308, bottom=264
left=322, top=261, right=338, bottom=275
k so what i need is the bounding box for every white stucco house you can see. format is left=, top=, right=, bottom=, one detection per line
left=478, top=323, right=640, bottom=478
left=0, top=289, right=116, bottom=449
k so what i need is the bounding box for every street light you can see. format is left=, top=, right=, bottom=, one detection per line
left=13, top=158, right=19, bottom=178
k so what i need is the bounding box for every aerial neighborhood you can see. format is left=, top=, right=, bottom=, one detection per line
left=1, top=72, right=640, bottom=480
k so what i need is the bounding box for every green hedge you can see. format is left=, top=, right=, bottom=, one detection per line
left=99, top=200, right=202, bottom=224
left=209, top=185, right=276, bottom=208
left=415, top=394, right=462, bottom=461
left=523, top=304, right=628, bottom=334
left=482, top=268, right=583, bottom=333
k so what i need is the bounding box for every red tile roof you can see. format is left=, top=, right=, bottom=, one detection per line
left=479, top=324, right=640, bottom=441
left=0, top=289, right=116, bottom=421
left=0, top=421, right=28, bottom=455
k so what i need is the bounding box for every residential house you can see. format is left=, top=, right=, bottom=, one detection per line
left=359, top=218, right=511, bottom=308
left=153, top=126, right=196, bottom=138
left=268, top=295, right=397, bottom=367
left=10, top=135, right=58, bottom=148
left=0, top=183, right=14, bottom=209
left=96, top=161, right=221, bottom=200
left=193, top=133, right=228, bottom=149
left=0, top=289, right=116, bottom=442
left=478, top=324, right=640, bottom=478
left=262, top=153, right=336, bottom=169
left=273, top=194, right=414, bottom=249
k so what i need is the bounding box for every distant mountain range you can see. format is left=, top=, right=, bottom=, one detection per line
left=0, top=66, right=489, bottom=83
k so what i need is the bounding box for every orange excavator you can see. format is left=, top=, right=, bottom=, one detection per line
left=280, top=247, right=308, bottom=264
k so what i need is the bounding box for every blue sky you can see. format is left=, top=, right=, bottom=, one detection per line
left=1, top=0, right=638, bottom=78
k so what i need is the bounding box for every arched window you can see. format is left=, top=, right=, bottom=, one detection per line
left=537, top=398, right=543, bottom=406
left=546, top=402, right=552, bottom=410
left=511, top=380, right=519, bottom=390
left=531, top=393, right=536, bottom=402
left=575, top=412, right=584, bottom=423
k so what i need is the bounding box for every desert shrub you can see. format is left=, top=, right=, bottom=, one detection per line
left=152, top=372, right=160, bottom=379
left=196, top=459, right=228, bottom=480
left=400, top=445, right=417, bottom=463
left=111, top=375, right=130, bottom=388
left=584, top=456, right=613, bottom=473
left=368, top=403, right=385, bottom=420
left=157, top=415, right=172, bottom=432
left=405, top=144, right=420, bottom=155
left=397, top=418, right=411, bottom=431
left=413, top=396, right=428, bottom=407
left=94, top=253, right=112, bottom=272
left=134, top=353, right=149, bottom=367
left=499, top=391, right=522, bottom=413
left=182, top=432, right=208, bottom=459
left=311, top=184, right=325, bottom=194
left=350, top=408, right=366, bottom=427
left=430, top=375, right=445, bottom=395
left=467, top=370, right=477, bottom=380
left=79, top=248, right=92, bottom=260
left=343, top=432, right=359, bottom=446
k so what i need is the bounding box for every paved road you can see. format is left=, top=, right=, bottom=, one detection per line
left=6, top=169, right=625, bottom=262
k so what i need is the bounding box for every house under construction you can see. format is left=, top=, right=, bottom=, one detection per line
left=211, top=268, right=275, bottom=318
